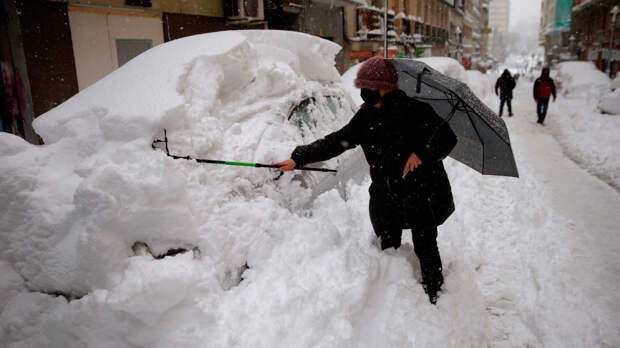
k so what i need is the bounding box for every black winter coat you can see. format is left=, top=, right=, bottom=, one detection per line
left=291, top=90, right=457, bottom=228
left=495, top=73, right=516, bottom=99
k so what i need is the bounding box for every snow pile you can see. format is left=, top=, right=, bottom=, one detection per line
left=554, top=61, right=610, bottom=99
left=549, top=96, right=620, bottom=190
left=598, top=75, right=620, bottom=115
left=340, top=62, right=362, bottom=106
left=543, top=61, right=620, bottom=189
left=2, top=42, right=618, bottom=347
left=610, top=75, right=620, bottom=91
left=0, top=33, right=495, bottom=348
left=598, top=89, right=620, bottom=115
left=342, top=57, right=490, bottom=106
left=416, top=57, right=468, bottom=82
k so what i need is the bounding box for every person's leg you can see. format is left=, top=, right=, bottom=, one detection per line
left=378, top=227, right=402, bottom=250
left=411, top=226, right=443, bottom=303
left=369, top=196, right=403, bottom=250
left=507, top=98, right=513, bottom=116
left=499, top=98, right=505, bottom=116
left=540, top=98, right=550, bottom=124
left=536, top=100, right=543, bottom=123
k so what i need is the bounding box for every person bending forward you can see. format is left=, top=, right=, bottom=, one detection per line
left=274, top=57, right=457, bottom=304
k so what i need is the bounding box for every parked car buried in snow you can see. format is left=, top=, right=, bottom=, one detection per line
left=0, top=30, right=363, bottom=298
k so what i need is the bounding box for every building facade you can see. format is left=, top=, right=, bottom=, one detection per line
left=570, top=0, right=620, bottom=77
left=488, top=0, right=509, bottom=33
left=266, top=0, right=362, bottom=72
left=539, top=0, right=574, bottom=65
left=1, top=0, right=494, bottom=144
left=1, top=0, right=267, bottom=143
left=447, top=0, right=465, bottom=63
left=344, top=0, right=476, bottom=68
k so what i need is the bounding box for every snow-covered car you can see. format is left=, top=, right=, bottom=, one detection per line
left=0, top=31, right=358, bottom=299
left=553, top=61, right=610, bottom=99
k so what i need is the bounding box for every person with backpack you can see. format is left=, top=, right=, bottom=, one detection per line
left=273, top=57, right=457, bottom=305
left=495, top=69, right=517, bottom=117
left=533, top=67, right=557, bottom=125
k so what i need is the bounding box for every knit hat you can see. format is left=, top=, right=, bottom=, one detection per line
left=354, top=56, right=399, bottom=90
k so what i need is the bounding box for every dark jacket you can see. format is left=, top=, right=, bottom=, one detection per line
left=291, top=90, right=457, bottom=228
left=495, top=70, right=516, bottom=99
left=533, top=71, right=557, bottom=99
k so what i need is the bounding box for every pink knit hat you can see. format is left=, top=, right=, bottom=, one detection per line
left=354, top=56, right=399, bottom=90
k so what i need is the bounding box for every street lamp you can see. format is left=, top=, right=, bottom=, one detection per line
left=610, top=5, right=619, bottom=77
left=384, top=0, right=388, bottom=58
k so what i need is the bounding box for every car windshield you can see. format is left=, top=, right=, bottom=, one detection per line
left=289, top=96, right=341, bottom=137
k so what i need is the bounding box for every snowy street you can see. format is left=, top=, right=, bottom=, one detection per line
left=459, top=83, right=620, bottom=346
left=1, top=31, right=620, bottom=347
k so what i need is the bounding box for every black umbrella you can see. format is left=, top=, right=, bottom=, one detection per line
left=389, top=59, right=519, bottom=177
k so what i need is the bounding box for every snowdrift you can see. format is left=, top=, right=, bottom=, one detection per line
left=554, top=61, right=610, bottom=99
left=3, top=39, right=617, bottom=347
left=0, top=32, right=491, bottom=347
left=545, top=61, right=620, bottom=190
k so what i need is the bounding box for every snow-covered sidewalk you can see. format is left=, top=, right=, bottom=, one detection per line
left=476, top=83, right=620, bottom=346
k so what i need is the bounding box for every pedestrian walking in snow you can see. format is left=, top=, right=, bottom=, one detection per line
left=495, top=69, right=516, bottom=117
left=533, top=67, right=557, bottom=125
left=274, top=57, right=457, bottom=305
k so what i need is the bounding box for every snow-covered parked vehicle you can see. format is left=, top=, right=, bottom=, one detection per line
left=552, top=61, right=610, bottom=99
left=0, top=31, right=359, bottom=305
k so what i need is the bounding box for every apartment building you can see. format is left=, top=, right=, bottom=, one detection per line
left=345, top=0, right=458, bottom=67
left=570, top=0, right=619, bottom=76
left=1, top=0, right=267, bottom=143
left=488, top=0, right=509, bottom=33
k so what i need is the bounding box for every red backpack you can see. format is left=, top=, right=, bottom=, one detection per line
left=538, top=80, right=552, bottom=98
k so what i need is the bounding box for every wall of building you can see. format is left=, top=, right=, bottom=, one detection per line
left=571, top=0, right=620, bottom=76
left=305, top=2, right=346, bottom=72
left=51, top=0, right=224, bottom=17
left=68, top=6, right=165, bottom=90
left=488, top=0, right=509, bottom=33
left=18, top=1, right=79, bottom=119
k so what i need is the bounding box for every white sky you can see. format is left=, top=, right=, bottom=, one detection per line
left=509, top=0, right=542, bottom=30
left=508, top=0, right=542, bottom=46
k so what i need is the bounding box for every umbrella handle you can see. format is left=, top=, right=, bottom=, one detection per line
left=416, top=68, right=431, bottom=94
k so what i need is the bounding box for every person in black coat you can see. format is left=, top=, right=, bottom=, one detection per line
left=532, top=67, right=557, bottom=125
left=274, top=57, right=457, bottom=304
left=495, top=69, right=516, bottom=117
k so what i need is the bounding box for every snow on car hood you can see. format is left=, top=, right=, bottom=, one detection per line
left=554, top=61, right=610, bottom=99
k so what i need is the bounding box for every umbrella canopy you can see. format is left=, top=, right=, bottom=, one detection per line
left=389, top=59, right=519, bottom=177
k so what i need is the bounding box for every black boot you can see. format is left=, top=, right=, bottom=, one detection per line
left=412, top=227, right=443, bottom=305
left=421, top=269, right=443, bottom=304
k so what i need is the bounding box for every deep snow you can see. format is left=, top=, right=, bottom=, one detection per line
left=547, top=62, right=620, bottom=191
left=1, top=32, right=619, bottom=347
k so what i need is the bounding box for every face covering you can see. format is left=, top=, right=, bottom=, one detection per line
left=360, top=88, right=381, bottom=105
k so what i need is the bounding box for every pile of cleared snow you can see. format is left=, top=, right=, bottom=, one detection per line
left=598, top=89, right=620, bottom=115
left=415, top=57, right=468, bottom=82
left=554, top=61, right=610, bottom=99
left=610, top=75, right=620, bottom=90
left=342, top=57, right=493, bottom=107
left=548, top=96, right=620, bottom=190
left=598, top=75, right=620, bottom=115
left=0, top=33, right=495, bottom=347
left=340, top=62, right=362, bottom=107
left=542, top=61, right=620, bottom=189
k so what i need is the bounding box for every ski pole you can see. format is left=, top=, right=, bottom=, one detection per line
left=152, top=129, right=337, bottom=173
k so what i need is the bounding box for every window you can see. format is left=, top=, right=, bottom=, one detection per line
left=116, top=39, right=153, bottom=67
left=125, top=0, right=152, bottom=7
